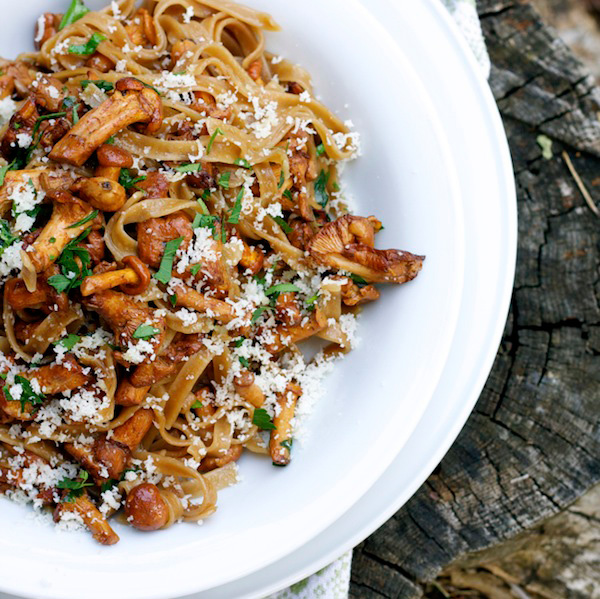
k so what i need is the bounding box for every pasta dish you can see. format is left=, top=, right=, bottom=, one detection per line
left=0, top=0, right=423, bottom=544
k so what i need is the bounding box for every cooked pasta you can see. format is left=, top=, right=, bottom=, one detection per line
left=0, top=0, right=424, bottom=543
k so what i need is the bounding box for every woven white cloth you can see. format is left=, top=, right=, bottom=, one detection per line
left=266, top=3, right=489, bottom=598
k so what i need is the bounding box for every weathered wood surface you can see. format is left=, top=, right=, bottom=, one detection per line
left=350, top=1, right=600, bottom=597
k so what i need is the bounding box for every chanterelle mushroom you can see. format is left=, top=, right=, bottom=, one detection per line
left=49, top=77, right=163, bottom=166
left=307, top=215, right=424, bottom=284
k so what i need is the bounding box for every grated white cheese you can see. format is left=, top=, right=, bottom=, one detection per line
left=0, top=97, right=17, bottom=126
left=183, top=5, right=195, bottom=23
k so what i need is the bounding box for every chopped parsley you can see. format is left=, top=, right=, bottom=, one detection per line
left=153, top=236, right=184, bottom=284
left=47, top=228, right=92, bottom=293
left=189, top=264, right=202, bottom=276
left=3, top=375, right=45, bottom=413
left=305, top=293, right=319, bottom=309
left=80, top=79, right=114, bottom=92
left=238, top=356, right=250, bottom=369
left=315, top=169, right=330, bottom=208
left=169, top=294, right=177, bottom=307
left=0, top=161, right=15, bottom=187
left=119, top=169, right=147, bottom=190
left=67, top=209, right=98, bottom=229
left=192, top=213, right=218, bottom=230
left=217, top=171, right=231, bottom=189
left=273, top=216, right=292, bottom=233
left=234, top=337, right=245, bottom=348
left=316, top=143, right=326, bottom=156
left=250, top=306, right=269, bottom=324
left=252, top=408, right=275, bottom=430
left=206, top=127, right=224, bottom=154
left=280, top=439, right=293, bottom=451
left=59, top=0, right=90, bottom=30
left=277, top=169, right=285, bottom=189
left=191, top=400, right=203, bottom=409
left=234, top=158, right=252, bottom=169
left=68, top=32, right=107, bottom=56
left=283, top=189, right=293, bottom=201
left=0, top=219, right=18, bottom=255
left=175, top=163, right=202, bottom=173
left=132, top=324, right=160, bottom=339
left=53, top=334, right=81, bottom=350
left=265, top=283, right=301, bottom=296
left=227, top=188, right=243, bottom=224
left=58, top=470, right=93, bottom=503
left=350, top=274, right=368, bottom=287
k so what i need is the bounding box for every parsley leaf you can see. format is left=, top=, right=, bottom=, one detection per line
left=277, top=169, right=285, bottom=189
left=192, top=213, right=218, bottom=230
left=3, top=375, right=46, bottom=413
left=283, top=189, right=293, bottom=201
left=191, top=400, right=203, bottom=409
left=316, top=143, right=326, bottom=157
left=305, top=293, right=319, bottom=309
left=47, top=228, right=92, bottom=293
left=350, top=274, right=368, bottom=287
left=239, top=356, right=249, bottom=369
left=101, top=479, right=119, bottom=493
left=53, top=334, right=81, bottom=350
left=68, top=32, right=107, bottom=56
left=0, top=219, right=18, bottom=256
left=234, top=158, right=252, bottom=169
left=234, top=337, right=245, bottom=348
left=58, top=470, right=93, bottom=503
left=273, top=216, right=292, bottom=233
left=315, top=169, right=330, bottom=208
left=132, top=324, right=160, bottom=339
left=250, top=306, right=269, bottom=324
left=190, top=264, right=202, bottom=276
left=280, top=439, right=293, bottom=451
left=67, top=209, right=98, bottom=229
left=59, top=0, right=90, bottom=30
left=119, top=169, right=146, bottom=190
left=206, top=127, right=224, bottom=154
left=169, top=294, right=177, bottom=307
left=252, top=408, right=275, bottom=430
left=80, top=79, right=114, bottom=92
left=153, top=237, right=184, bottom=284
left=264, top=283, right=301, bottom=296
left=227, top=188, right=243, bottom=224
left=0, top=161, right=15, bottom=187
left=175, top=163, right=202, bottom=173
left=218, top=171, right=231, bottom=189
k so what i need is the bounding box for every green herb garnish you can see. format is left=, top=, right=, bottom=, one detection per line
left=169, top=294, right=177, bottom=307
left=283, top=189, right=293, bottom=201
left=132, top=324, right=160, bottom=339
left=234, top=158, right=252, bottom=169
left=239, top=356, right=249, bottom=369
left=68, top=32, right=107, bottom=56
left=175, top=163, right=202, bottom=173
left=206, top=127, right=224, bottom=154
left=190, top=264, right=202, bottom=276
left=316, top=144, right=325, bottom=156
left=315, top=169, right=330, bottom=208
left=3, top=375, right=45, bottom=413
left=67, top=209, right=98, bottom=229
left=0, top=161, right=15, bottom=187
left=251, top=306, right=269, bottom=324
left=80, top=79, right=114, bottom=92
left=265, top=283, right=301, bottom=296
left=252, top=408, right=275, bottom=430
left=119, top=169, right=147, bottom=190
left=153, top=236, right=183, bottom=284
left=58, top=470, right=93, bottom=503
left=217, top=171, right=231, bottom=189
left=273, top=216, right=292, bottom=233
left=59, top=0, right=90, bottom=30
left=53, top=334, right=81, bottom=350
left=47, top=228, right=92, bottom=293
left=0, top=219, right=18, bottom=256
left=280, top=439, right=293, bottom=451
left=227, top=188, right=243, bottom=224
left=191, top=400, right=203, bottom=409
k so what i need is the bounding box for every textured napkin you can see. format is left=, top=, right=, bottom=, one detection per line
left=267, top=2, right=490, bottom=598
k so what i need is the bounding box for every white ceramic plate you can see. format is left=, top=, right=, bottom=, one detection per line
left=0, top=1, right=468, bottom=598
left=175, top=1, right=517, bottom=597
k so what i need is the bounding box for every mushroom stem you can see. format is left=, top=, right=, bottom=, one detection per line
left=49, top=80, right=162, bottom=166
left=80, top=268, right=139, bottom=297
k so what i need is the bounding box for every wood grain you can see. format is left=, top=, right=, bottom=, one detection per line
left=350, top=2, right=600, bottom=596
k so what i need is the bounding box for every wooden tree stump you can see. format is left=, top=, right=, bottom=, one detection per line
left=350, top=2, right=600, bottom=597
